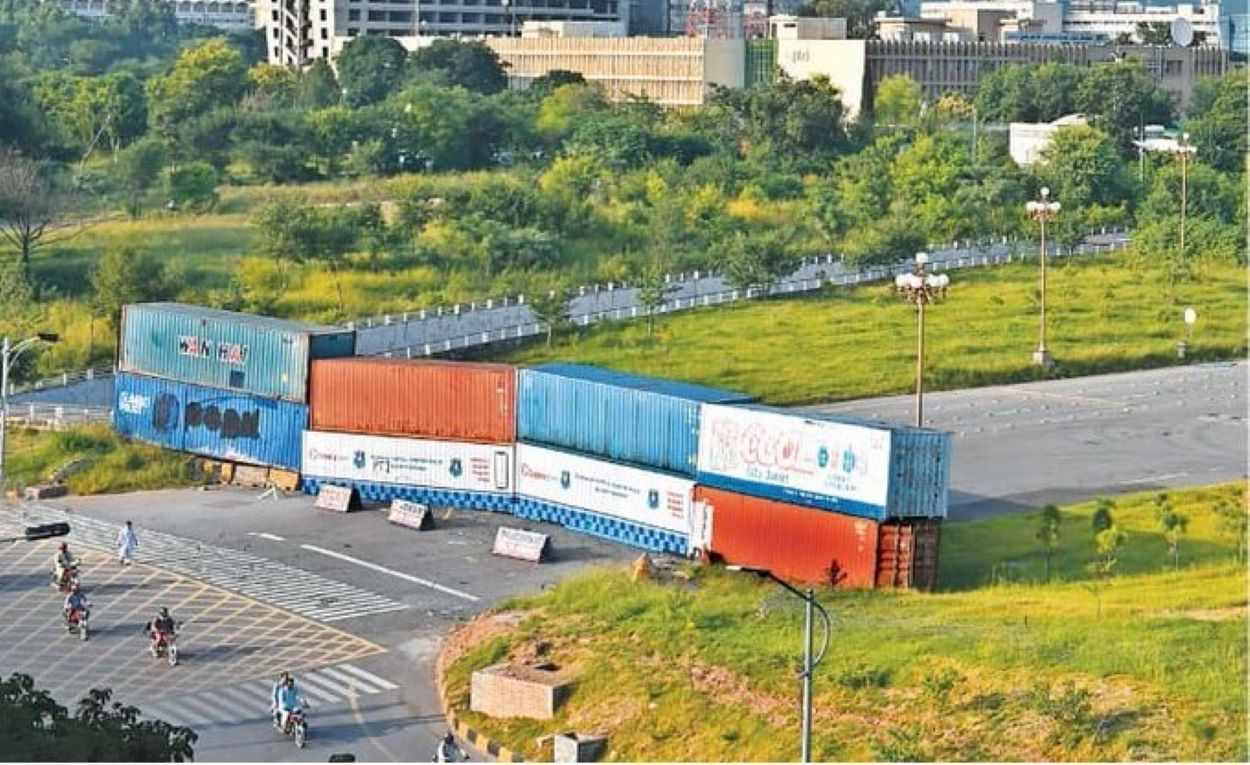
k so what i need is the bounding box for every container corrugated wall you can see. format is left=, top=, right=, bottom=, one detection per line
left=697, top=404, right=950, bottom=520
left=309, top=359, right=515, bottom=443
left=696, top=486, right=881, bottom=588
left=517, top=364, right=754, bottom=476
left=113, top=372, right=306, bottom=471
left=119, top=303, right=355, bottom=402
left=876, top=519, right=941, bottom=590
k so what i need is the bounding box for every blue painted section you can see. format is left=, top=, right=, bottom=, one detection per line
left=302, top=477, right=513, bottom=513
left=113, top=372, right=307, bottom=471
left=119, top=303, right=354, bottom=402
left=517, top=363, right=754, bottom=476
left=514, top=496, right=688, bottom=556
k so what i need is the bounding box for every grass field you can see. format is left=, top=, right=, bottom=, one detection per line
left=443, top=483, right=1248, bottom=762
left=503, top=253, right=1247, bottom=404
left=4, top=426, right=197, bottom=495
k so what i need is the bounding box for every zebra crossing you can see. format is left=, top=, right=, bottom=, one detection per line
left=138, top=662, right=400, bottom=729
left=8, top=505, right=410, bottom=623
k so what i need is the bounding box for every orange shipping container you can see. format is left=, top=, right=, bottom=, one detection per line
left=876, top=519, right=941, bottom=591
left=696, top=486, right=881, bottom=588
left=309, top=359, right=515, bottom=444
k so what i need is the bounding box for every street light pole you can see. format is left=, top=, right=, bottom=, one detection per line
left=895, top=252, right=949, bottom=428
left=726, top=566, right=831, bottom=763
left=1025, top=187, right=1061, bottom=369
left=0, top=334, right=59, bottom=492
left=1176, top=132, right=1196, bottom=261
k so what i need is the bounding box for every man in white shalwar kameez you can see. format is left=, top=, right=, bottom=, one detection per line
left=117, top=521, right=138, bottom=566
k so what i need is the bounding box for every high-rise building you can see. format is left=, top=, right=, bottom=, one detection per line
left=54, top=0, right=256, bottom=32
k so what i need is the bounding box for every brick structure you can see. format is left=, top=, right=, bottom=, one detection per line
left=470, top=663, right=570, bottom=720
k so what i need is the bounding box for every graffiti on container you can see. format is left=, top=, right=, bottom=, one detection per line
left=177, top=335, right=250, bottom=366
left=138, top=393, right=262, bottom=440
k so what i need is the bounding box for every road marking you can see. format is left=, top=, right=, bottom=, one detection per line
left=247, top=532, right=286, bottom=542
left=301, top=544, right=481, bottom=603
left=349, top=691, right=400, bottom=763
left=335, top=663, right=400, bottom=691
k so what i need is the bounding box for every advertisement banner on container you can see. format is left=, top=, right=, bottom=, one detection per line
left=515, top=444, right=695, bottom=536
left=302, top=431, right=513, bottom=493
left=696, top=405, right=892, bottom=515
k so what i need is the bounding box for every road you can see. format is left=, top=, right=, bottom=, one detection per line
left=804, top=360, right=1247, bottom=520
left=0, top=497, right=637, bottom=762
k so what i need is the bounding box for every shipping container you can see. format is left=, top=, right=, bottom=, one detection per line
left=113, top=372, right=306, bottom=471
left=876, top=519, right=941, bottom=591
left=696, top=404, right=950, bottom=520
left=514, top=443, right=695, bottom=555
left=310, top=359, right=515, bottom=443
left=695, top=486, right=881, bottom=587
left=119, top=303, right=355, bottom=402
left=301, top=430, right=514, bottom=512
left=517, top=364, right=754, bottom=476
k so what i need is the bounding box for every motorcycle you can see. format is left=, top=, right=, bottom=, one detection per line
left=278, top=704, right=309, bottom=749
left=149, top=625, right=180, bottom=666
left=51, top=563, right=80, bottom=593
left=64, top=606, right=89, bottom=641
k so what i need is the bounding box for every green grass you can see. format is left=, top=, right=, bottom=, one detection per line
left=4, top=426, right=198, bottom=495
left=501, top=253, right=1248, bottom=404
left=444, top=483, right=1248, bottom=762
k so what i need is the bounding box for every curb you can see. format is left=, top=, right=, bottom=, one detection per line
left=435, top=649, right=525, bottom=763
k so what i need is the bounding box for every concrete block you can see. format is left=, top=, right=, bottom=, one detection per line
left=470, top=663, right=570, bottom=720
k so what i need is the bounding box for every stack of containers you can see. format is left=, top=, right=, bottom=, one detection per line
left=300, top=359, right=516, bottom=512
left=514, top=364, right=755, bottom=556
left=694, top=404, right=950, bottom=589
left=112, top=303, right=355, bottom=472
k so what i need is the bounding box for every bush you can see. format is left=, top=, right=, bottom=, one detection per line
left=163, top=162, right=219, bottom=212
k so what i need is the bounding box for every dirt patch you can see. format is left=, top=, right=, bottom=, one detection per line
left=688, top=662, right=793, bottom=728
left=437, top=610, right=526, bottom=680
left=1170, top=605, right=1247, bottom=622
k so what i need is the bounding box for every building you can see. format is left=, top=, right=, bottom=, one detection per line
left=55, top=0, right=256, bottom=31
left=1009, top=113, right=1088, bottom=165
left=261, top=0, right=623, bottom=65
left=487, top=34, right=745, bottom=106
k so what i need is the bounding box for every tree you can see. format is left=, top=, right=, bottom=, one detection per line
left=873, top=74, right=923, bottom=129
left=253, top=198, right=361, bottom=310
left=0, top=148, right=76, bottom=279
left=1135, top=21, right=1173, bottom=45
left=0, top=57, right=50, bottom=155
left=147, top=38, right=247, bottom=140
left=1152, top=492, right=1188, bottom=570
left=796, top=0, right=893, bottom=38
left=636, top=257, right=678, bottom=338
left=974, top=64, right=1037, bottom=123
left=296, top=59, right=341, bottom=109
left=530, top=69, right=586, bottom=97
left=564, top=114, right=653, bottom=170
left=709, top=75, right=851, bottom=170
left=1036, top=504, right=1062, bottom=582
left=33, top=71, right=147, bottom=159
left=720, top=231, right=796, bottom=295
left=246, top=63, right=298, bottom=109
left=91, top=247, right=171, bottom=329
left=1076, top=59, right=1173, bottom=155
left=1030, top=63, right=1085, bottom=123
left=1091, top=497, right=1115, bottom=535
left=1036, top=125, right=1133, bottom=216
left=409, top=39, right=508, bottom=94
left=1086, top=525, right=1125, bottom=618
left=0, top=672, right=196, bottom=761
left=337, top=35, right=407, bottom=108
left=1212, top=495, right=1248, bottom=564
left=527, top=281, right=575, bottom=347
left=163, top=162, right=219, bottom=212
left=1185, top=71, right=1249, bottom=175
left=535, top=84, right=610, bottom=146
left=116, top=137, right=168, bottom=219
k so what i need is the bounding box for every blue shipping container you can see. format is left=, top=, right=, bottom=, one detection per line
left=517, top=364, right=755, bottom=476
left=113, top=372, right=307, bottom=471
left=695, top=404, right=951, bottom=520
left=119, top=303, right=355, bottom=402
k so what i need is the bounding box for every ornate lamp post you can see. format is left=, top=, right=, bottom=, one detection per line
left=1025, top=187, right=1061, bottom=369
left=895, top=252, right=949, bottom=428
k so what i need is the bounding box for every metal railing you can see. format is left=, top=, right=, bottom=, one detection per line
left=3, top=404, right=112, bottom=430
left=5, top=365, right=114, bottom=398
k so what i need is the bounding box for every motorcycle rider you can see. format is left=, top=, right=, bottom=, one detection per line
left=62, top=582, right=88, bottom=629
left=271, top=673, right=304, bottom=732
left=146, top=607, right=176, bottom=650
left=270, top=672, right=290, bottom=728
left=52, top=542, right=77, bottom=588
left=434, top=732, right=469, bottom=762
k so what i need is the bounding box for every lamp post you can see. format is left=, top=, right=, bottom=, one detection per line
left=726, top=565, right=831, bottom=764
left=894, top=252, right=949, bottom=428
left=0, top=333, right=59, bottom=491
left=1025, top=187, right=1061, bottom=369
left=1171, top=132, right=1197, bottom=262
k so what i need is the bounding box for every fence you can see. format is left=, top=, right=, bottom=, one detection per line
left=3, top=404, right=112, bottom=431
left=5, top=365, right=114, bottom=398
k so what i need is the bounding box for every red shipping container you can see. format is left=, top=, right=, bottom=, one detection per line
left=876, top=519, right=941, bottom=591
left=696, top=486, right=881, bottom=588
left=309, top=359, right=515, bottom=444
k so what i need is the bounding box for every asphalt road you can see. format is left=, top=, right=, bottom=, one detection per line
left=804, top=360, right=1247, bottom=520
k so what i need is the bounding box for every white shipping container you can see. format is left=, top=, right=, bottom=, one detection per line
left=515, top=444, right=695, bottom=535
left=696, top=405, right=892, bottom=515
left=302, top=430, right=513, bottom=493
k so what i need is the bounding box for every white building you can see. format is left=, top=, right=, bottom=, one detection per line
left=1009, top=113, right=1088, bottom=166
left=55, top=0, right=257, bottom=32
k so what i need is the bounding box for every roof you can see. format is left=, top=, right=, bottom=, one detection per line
left=528, top=363, right=756, bottom=404
left=128, top=303, right=349, bottom=334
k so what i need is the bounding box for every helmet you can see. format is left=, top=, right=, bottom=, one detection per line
left=58, top=542, right=68, bottom=551
left=159, top=607, right=169, bottom=618
left=444, top=733, right=455, bottom=744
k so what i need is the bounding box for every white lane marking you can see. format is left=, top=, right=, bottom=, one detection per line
left=294, top=673, right=346, bottom=703
left=300, top=544, right=480, bottom=603
left=246, top=532, right=287, bottom=542
left=316, top=665, right=385, bottom=695
left=333, top=663, right=400, bottom=691
left=306, top=669, right=361, bottom=698
left=167, top=694, right=226, bottom=724
left=1115, top=472, right=1189, bottom=485
left=319, top=603, right=412, bottom=623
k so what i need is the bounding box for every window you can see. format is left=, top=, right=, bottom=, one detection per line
left=390, top=10, right=412, bottom=21
left=368, top=10, right=385, bottom=20
left=348, top=9, right=359, bottom=19
left=347, top=26, right=358, bottom=35
left=320, top=28, right=328, bottom=39
left=1165, top=59, right=1183, bottom=75
left=319, top=8, right=326, bottom=20
left=271, top=10, right=278, bottom=20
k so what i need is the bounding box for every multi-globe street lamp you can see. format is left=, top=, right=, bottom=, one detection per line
left=0, top=333, right=59, bottom=490
left=726, top=565, right=831, bottom=764
left=895, top=252, right=949, bottom=428
left=1025, top=187, right=1061, bottom=369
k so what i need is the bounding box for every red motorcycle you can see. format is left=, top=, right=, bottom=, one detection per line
left=279, top=704, right=308, bottom=749
left=149, top=626, right=179, bottom=666
left=52, top=563, right=80, bottom=594
left=64, top=605, right=89, bottom=641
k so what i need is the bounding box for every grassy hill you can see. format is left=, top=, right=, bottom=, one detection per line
left=441, top=483, right=1248, bottom=762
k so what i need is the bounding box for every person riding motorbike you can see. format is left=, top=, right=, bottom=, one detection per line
left=434, top=732, right=469, bottom=762
left=146, top=607, right=176, bottom=649
left=62, top=582, right=88, bottom=628
left=271, top=673, right=304, bottom=732
left=52, top=542, right=78, bottom=587
left=270, top=672, right=291, bottom=728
